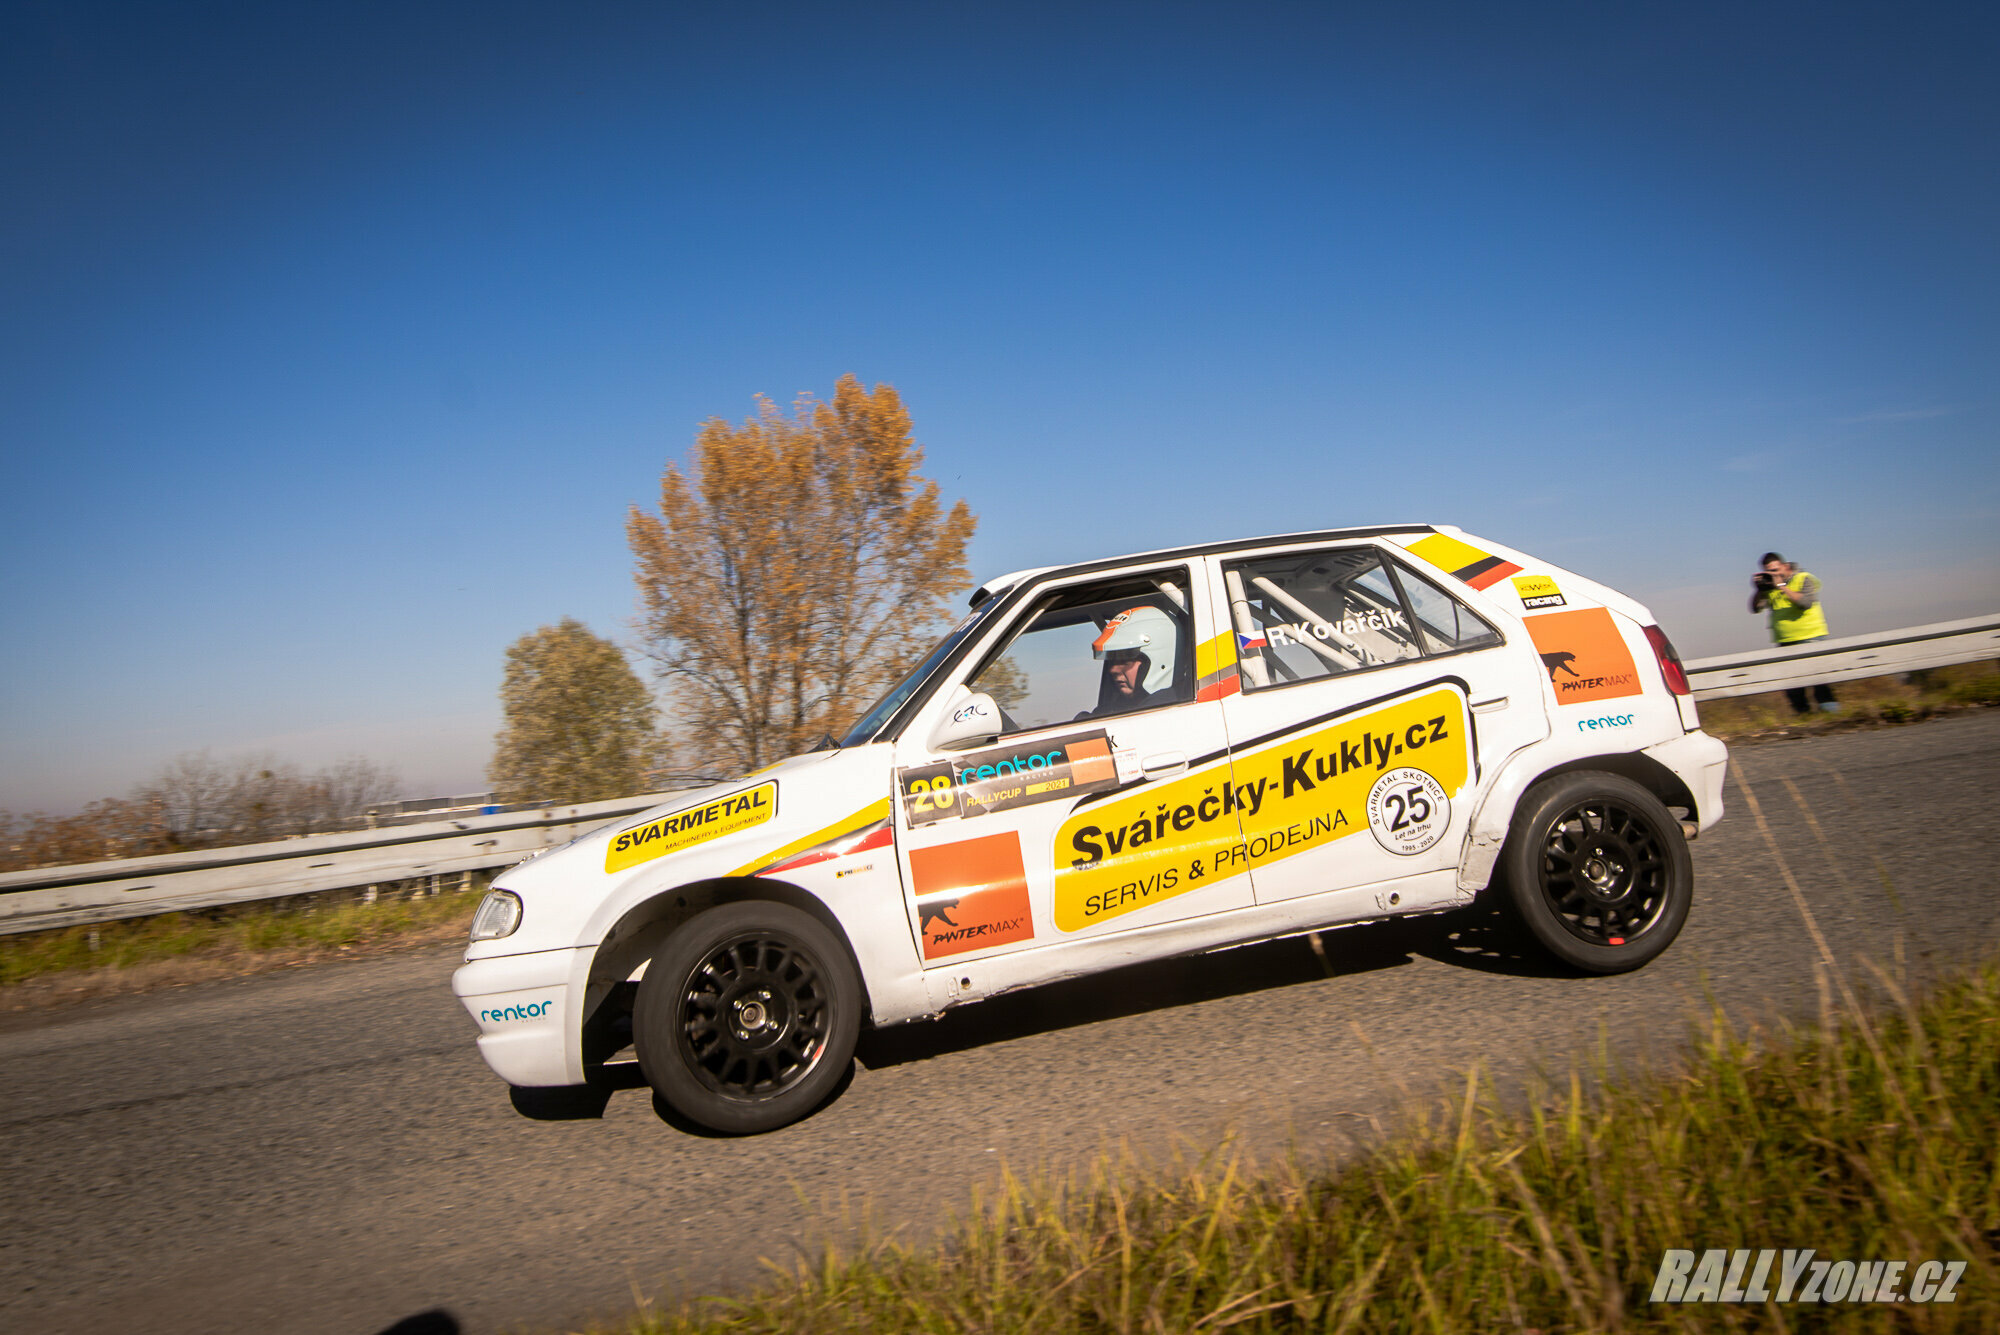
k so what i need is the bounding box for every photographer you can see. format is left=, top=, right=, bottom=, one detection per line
left=1749, top=551, right=1839, bottom=715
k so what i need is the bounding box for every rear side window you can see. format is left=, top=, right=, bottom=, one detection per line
left=1220, top=546, right=1498, bottom=690
left=1396, top=563, right=1504, bottom=655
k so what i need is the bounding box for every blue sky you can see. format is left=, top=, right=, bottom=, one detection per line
left=3, top=1, right=1995, bottom=815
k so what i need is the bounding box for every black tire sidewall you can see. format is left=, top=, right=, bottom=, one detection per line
left=1499, top=771, right=1692, bottom=975
left=633, top=900, right=862, bottom=1135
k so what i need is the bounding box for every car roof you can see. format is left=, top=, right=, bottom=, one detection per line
left=970, top=523, right=1441, bottom=606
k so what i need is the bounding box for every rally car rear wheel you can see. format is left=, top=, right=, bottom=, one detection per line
left=1499, top=771, right=1691, bottom=974
left=633, top=901, right=862, bottom=1134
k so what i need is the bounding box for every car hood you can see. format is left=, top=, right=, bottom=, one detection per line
left=471, top=744, right=894, bottom=956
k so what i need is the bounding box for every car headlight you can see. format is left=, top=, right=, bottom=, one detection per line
left=469, top=890, right=523, bottom=941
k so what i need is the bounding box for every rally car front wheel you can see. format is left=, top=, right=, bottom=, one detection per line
left=633, top=901, right=862, bottom=1134
left=1498, top=771, right=1692, bottom=974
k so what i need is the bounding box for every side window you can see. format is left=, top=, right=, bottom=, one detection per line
left=968, top=571, right=1194, bottom=733
left=1219, top=546, right=1496, bottom=690
left=1395, top=563, right=1503, bottom=654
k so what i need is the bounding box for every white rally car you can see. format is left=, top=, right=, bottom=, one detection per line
left=455, top=525, right=1727, bottom=1133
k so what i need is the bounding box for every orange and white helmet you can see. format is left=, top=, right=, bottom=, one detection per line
left=1092, top=606, right=1177, bottom=694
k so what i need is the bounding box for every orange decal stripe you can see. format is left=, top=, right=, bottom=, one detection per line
left=1195, top=676, right=1242, bottom=701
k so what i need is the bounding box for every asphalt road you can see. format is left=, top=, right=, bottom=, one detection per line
left=5, top=713, right=1998, bottom=1335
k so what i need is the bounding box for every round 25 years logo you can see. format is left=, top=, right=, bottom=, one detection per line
left=1367, top=767, right=1450, bottom=855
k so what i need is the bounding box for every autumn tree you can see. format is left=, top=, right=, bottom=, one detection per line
left=488, top=618, right=657, bottom=804
left=627, top=375, right=976, bottom=772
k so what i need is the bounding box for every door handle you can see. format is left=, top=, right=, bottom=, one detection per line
left=1141, top=751, right=1188, bottom=777
left=1471, top=695, right=1509, bottom=714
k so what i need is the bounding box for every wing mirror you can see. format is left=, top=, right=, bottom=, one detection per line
left=927, top=689, right=1001, bottom=752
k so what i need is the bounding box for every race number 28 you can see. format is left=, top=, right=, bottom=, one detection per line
left=899, top=764, right=960, bottom=825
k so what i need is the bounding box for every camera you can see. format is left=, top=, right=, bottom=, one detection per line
left=1754, top=570, right=1780, bottom=587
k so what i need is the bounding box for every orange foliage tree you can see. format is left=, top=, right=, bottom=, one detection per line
left=627, top=376, right=976, bottom=772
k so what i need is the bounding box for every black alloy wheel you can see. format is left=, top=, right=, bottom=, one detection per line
left=1540, top=797, right=1669, bottom=943
left=634, top=901, right=862, bottom=1134
left=679, top=933, right=828, bottom=1096
left=1499, top=771, right=1692, bottom=974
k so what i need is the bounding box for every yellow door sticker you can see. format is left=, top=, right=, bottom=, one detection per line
left=1510, top=574, right=1566, bottom=609
left=605, top=781, right=778, bottom=873
left=1052, top=687, right=1471, bottom=932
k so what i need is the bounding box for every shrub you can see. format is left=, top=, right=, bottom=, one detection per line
left=1948, top=674, right=2000, bottom=707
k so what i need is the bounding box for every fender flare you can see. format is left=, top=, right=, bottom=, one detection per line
left=1457, top=748, right=1699, bottom=893
left=576, top=876, right=870, bottom=1076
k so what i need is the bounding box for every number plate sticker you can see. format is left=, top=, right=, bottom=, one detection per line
left=1367, top=767, right=1451, bottom=855
left=899, top=728, right=1120, bottom=826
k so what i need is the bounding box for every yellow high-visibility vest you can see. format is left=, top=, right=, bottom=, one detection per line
left=1768, top=570, right=1829, bottom=644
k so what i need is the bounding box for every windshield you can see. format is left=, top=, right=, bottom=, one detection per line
left=837, top=601, right=1000, bottom=747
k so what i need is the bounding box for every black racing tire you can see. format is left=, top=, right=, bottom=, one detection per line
left=633, top=900, right=862, bottom=1134
left=1497, top=771, right=1692, bottom=975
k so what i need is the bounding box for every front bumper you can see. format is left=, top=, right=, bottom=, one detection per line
left=453, top=947, right=589, bottom=1087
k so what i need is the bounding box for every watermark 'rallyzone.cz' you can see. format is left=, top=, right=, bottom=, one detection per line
left=1651, top=1250, right=1964, bottom=1304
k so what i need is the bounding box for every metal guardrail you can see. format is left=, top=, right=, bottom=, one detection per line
left=1684, top=614, right=2000, bottom=701
left=0, top=792, right=686, bottom=937
left=4, top=614, right=1995, bottom=937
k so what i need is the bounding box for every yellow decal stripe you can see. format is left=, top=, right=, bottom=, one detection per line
left=726, top=798, right=891, bottom=878
left=1194, top=630, right=1238, bottom=679
left=1404, top=532, right=1489, bottom=574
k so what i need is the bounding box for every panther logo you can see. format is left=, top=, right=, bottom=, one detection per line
left=1540, top=650, right=1580, bottom=680
left=918, top=898, right=961, bottom=934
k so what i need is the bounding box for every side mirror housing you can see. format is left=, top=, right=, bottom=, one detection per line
left=927, top=690, right=1001, bottom=752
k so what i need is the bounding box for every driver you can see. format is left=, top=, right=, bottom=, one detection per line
left=1078, top=606, right=1177, bottom=719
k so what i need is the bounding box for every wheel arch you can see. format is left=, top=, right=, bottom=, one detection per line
left=1528, top=752, right=1698, bottom=820
left=1459, top=748, right=1699, bottom=894
left=578, top=877, right=868, bottom=1073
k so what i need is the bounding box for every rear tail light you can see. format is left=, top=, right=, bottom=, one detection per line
left=1643, top=625, right=1691, bottom=696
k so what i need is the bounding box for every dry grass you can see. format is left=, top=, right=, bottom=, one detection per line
left=588, top=956, right=1999, bottom=1334
left=0, top=880, right=483, bottom=1008
left=1697, top=664, right=2000, bottom=741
